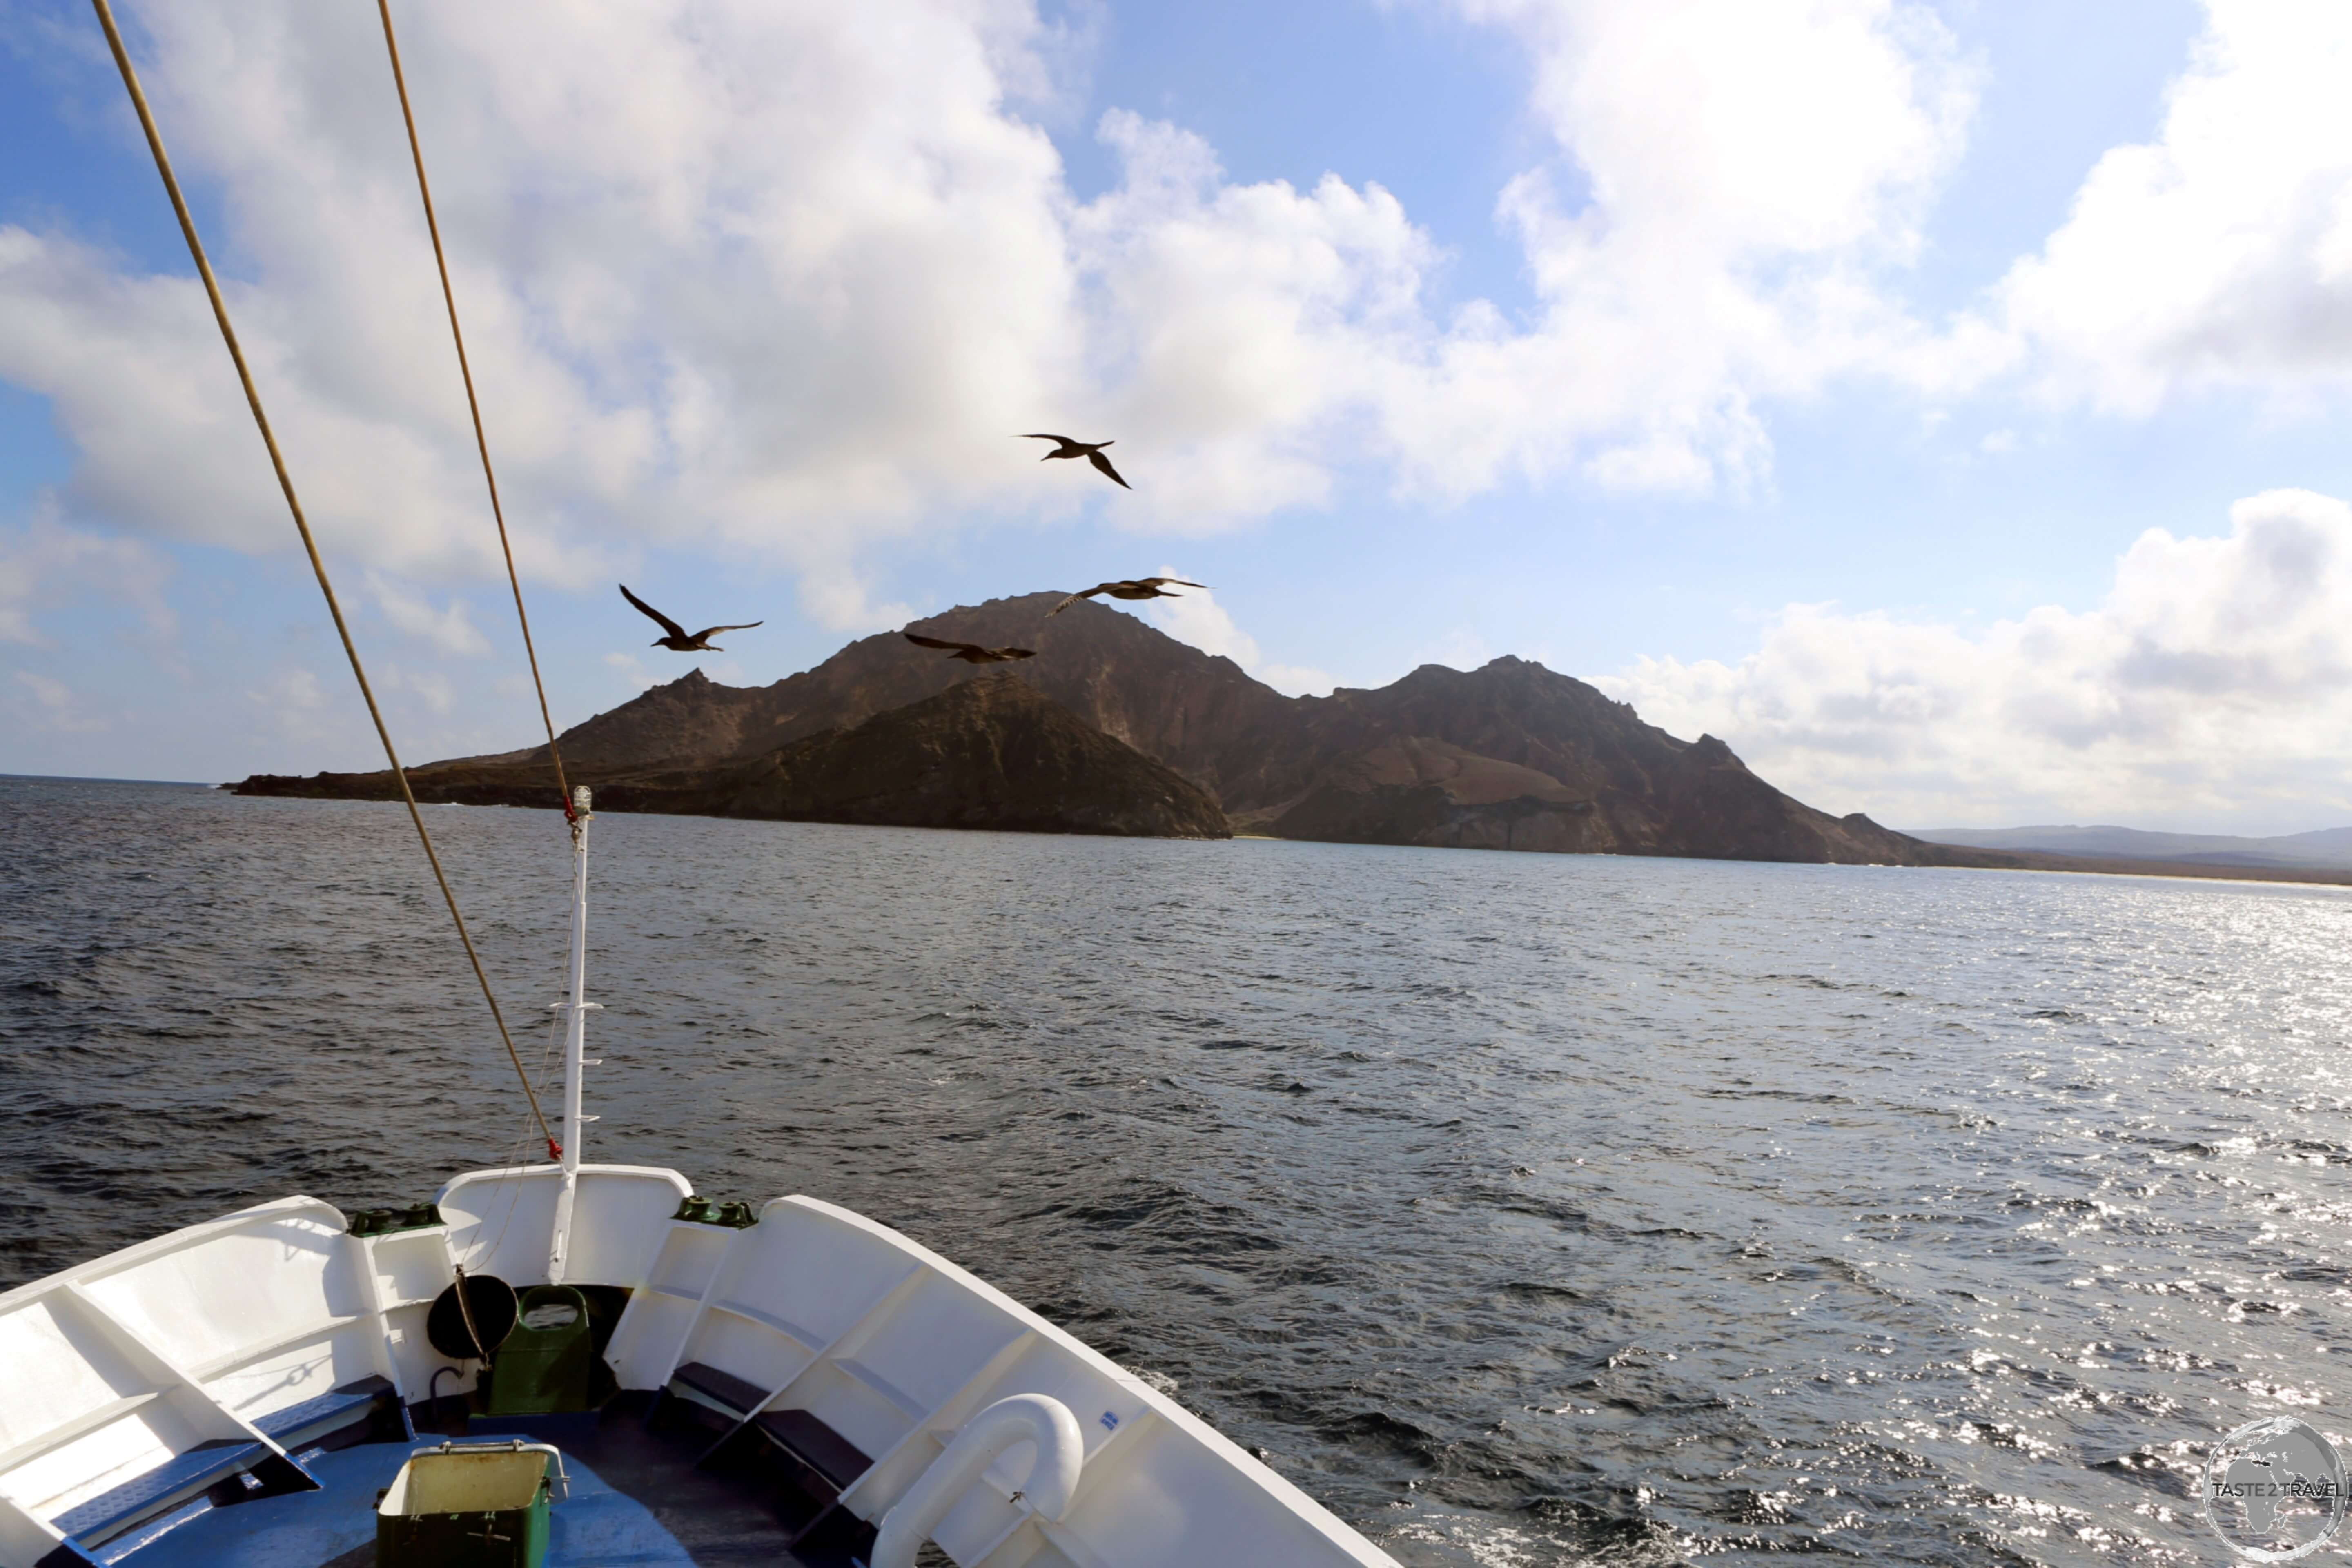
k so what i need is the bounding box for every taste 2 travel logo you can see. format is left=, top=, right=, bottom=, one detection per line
left=2203, top=1416, right=2348, bottom=1561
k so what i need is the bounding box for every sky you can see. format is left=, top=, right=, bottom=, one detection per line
left=4, top=0, right=2352, bottom=834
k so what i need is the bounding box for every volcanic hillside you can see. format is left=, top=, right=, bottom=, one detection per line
left=589, top=673, right=1230, bottom=839
left=238, top=594, right=1948, bottom=864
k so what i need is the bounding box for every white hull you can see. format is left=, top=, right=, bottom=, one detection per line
left=0, top=1163, right=1397, bottom=1567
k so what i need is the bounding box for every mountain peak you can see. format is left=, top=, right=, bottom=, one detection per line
left=252, top=594, right=1947, bottom=867
left=600, top=668, right=1229, bottom=839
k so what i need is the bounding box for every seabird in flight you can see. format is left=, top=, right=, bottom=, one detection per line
left=1048, top=577, right=1208, bottom=616
left=904, top=633, right=1037, bottom=664
left=619, top=584, right=763, bottom=652
left=1020, top=434, right=1131, bottom=490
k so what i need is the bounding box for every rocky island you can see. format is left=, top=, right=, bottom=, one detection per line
left=236, top=669, right=1229, bottom=840
left=231, top=595, right=2352, bottom=884
left=597, top=675, right=1228, bottom=837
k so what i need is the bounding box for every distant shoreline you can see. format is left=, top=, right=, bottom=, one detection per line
left=1880, top=855, right=2352, bottom=892
left=2, top=772, right=215, bottom=787
left=31, top=774, right=2352, bottom=891
left=18, top=773, right=2349, bottom=889
left=1907, top=844, right=2352, bottom=888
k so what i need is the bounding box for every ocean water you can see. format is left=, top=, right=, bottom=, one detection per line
left=4, top=774, right=2350, bottom=1566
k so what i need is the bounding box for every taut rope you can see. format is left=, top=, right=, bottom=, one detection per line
left=90, top=0, right=560, bottom=1161
left=373, top=0, right=573, bottom=817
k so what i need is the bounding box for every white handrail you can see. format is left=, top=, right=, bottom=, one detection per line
left=562, top=782, right=593, bottom=1176
left=549, top=784, right=597, bottom=1279
left=869, top=1394, right=1085, bottom=1568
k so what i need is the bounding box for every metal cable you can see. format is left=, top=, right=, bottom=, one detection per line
left=374, top=0, right=573, bottom=815
left=90, top=0, right=559, bottom=1160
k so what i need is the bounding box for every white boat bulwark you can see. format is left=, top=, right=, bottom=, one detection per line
left=0, top=1166, right=1400, bottom=1567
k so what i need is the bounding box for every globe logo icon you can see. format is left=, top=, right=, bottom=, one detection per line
left=2203, top=1416, right=2348, bottom=1561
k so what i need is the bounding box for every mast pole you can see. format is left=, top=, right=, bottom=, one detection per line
left=549, top=785, right=597, bottom=1280
left=563, top=784, right=592, bottom=1173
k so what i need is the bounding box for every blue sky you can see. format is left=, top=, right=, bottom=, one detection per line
left=5, top=0, right=2352, bottom=833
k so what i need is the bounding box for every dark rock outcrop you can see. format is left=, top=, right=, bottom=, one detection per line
left=1246, top=661, right=1931, bottom=862
left=241, top=676, right=1228, bottom=840
left=224, top=597, right=1944, bottom=864
left=1264, top=735, right=1605, bottom=852
left=604, top=675, right=1228, bottom=837
left=523, top=594, right=1298, bottom=794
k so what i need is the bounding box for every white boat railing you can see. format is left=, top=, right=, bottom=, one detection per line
left=0, top=1198, right=379, bottom=1564
left=872, top=1393, right=1086, bottom=1568
left=0, top=1176, right=1399, bottom=1567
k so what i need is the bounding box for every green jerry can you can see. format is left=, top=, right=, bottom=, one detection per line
left=484, top=1283, right=596, bottom=1415
left=376, top=1440, right=564, bottom=1568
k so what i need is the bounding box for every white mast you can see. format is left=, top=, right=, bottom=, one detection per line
left=548, top=784, right=599, bottom=1280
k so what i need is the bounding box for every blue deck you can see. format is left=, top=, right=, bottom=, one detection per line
left=57, top=1440, right=277, bottom=1545
left=105, top=1443, right=691, bottom=1568
left=96, top=1405, right=817, bottom=1568
left=252, top=1376, right=408, bottom=1452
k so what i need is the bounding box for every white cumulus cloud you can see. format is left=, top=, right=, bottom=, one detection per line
left=0, top=0, right=1996, bottom=602
left=1416, top=0, right=1988, bottom=487
left=1996, top=1, right=2352, bottom=412
left=1603, top=488, right=2352, bottom=832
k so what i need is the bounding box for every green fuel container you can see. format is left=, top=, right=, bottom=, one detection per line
left=484, top=1284, right=595, bottom=1415
left=376, top=1442, right=553, bottom=1568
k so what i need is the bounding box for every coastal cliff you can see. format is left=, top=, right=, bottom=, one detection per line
left=600, top=675, right=1229, bottom=837
left=230, top=595, right=1952, bottom=865
left=238, top=675, right=1229, bottom=840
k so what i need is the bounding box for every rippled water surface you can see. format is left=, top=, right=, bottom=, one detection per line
left=5, top=775, right=2352, bottom=1566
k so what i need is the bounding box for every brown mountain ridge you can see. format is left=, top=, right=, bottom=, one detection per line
left=233, top=594, right=2352, bottom=882
left=237, top=593, right=1927, bottom=863
left=592, top=675, right=1229, bottom=838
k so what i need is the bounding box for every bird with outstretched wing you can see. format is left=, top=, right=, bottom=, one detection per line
left=619, top=584, right=763, bottom=652
left=1020, top=433, right=1130, bottom=490
left=1048, top=577, right=1208, bottom=616
left=904, top=632, right=1037, bottom=664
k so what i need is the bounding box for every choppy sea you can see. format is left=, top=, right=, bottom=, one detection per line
left=4, top=774, right=2350, bottom=1566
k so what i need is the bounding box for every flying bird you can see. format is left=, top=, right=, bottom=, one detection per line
left=1048, top=577, right=1209, bottom=616
left=904, top=632, right=1037, bottom=664
left=1020, top=433, right=1130, bottom=490
left=618, top=584, right=763, bottom=652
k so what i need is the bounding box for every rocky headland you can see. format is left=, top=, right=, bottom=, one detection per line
left=603, top=675, right=1227, bottom=837
left=237, top=672, right=1229, bottom=840
left=230, top=594, right=2352, bottom=883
